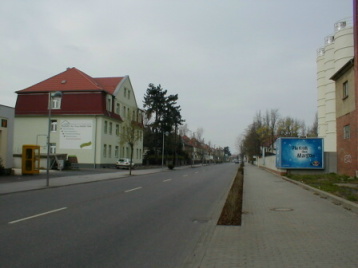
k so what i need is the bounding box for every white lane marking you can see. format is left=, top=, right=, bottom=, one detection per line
left=183, top=174, right=188, bottom=177
left=125, top=187, right=142, bottom=193
left=163, top=179, right=172, bottom=182
left=9, top=207, right=67, bottom=224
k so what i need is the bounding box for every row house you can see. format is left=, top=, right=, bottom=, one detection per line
left=13, top=67, right=144, bottom=169
left=181, top=135, right=224, bottom=163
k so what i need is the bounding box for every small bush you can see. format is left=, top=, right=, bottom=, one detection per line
left=168, top=164, right=174, bottom=170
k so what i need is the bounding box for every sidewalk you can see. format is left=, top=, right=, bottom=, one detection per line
left=196, top=164, right=358, bottom=268
left=0, top=167, right=165, bottom=194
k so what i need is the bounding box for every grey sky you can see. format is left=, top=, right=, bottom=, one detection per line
left=0, top=0, right=352, bottom=153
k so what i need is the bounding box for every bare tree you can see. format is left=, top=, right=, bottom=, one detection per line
left=307, top=113, right=318, bottom=137
left=276, top=116, right=303, bottom=137
left=269, top=109, right=280, bottom=146
left=195, top=127, right=204, bottom=142
left=119, top=119, right=142, bottom=175
left=178, top=123, right=189, bottom=136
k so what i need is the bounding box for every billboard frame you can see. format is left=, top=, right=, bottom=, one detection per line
left=275, top=137, right=324, bottom=169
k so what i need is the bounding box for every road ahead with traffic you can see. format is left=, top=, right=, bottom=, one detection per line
left=0, top=164, right=236, bottom=268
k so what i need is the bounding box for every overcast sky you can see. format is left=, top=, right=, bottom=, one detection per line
left=0, top=0, right=353, bottom=153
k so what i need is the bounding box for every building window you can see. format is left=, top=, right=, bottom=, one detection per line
left=343, top=81, right=349, bottom=99
left=1, top=119, right=7, bottom=128
left=51, top=97, right=61, bottom=109
left=108, top=145, right=112, bottom=158
left=344, top=125, right=350, bottom=139
left=50, top=120, right=57, bottom=132
left=128, top=90, right=131, bottom=99
left=107, top=97, right=112, bottom=112
left=116, top=124, right=119, bottom=136
left=103, top=144, right=107, bottom=157
left=104, top=121, right=108, bottom=134
left=116, top=103, right=120, bottom=114
left=50, top=143, right=56, bottom=154
left=124, top=88, right=127, bottom=97
left=115, top=146, right=119, bottom=158
left=109, top=122, right=113, bottom=135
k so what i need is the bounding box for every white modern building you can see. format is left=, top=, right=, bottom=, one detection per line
left=316, top=18, right=354, bottom=152
left=0, top=104, right=14, bottom=169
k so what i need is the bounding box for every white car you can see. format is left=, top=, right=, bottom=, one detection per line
left=115, top=158, right=135, bottom=169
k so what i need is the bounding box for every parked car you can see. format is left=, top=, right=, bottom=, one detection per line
left=116, top=158, right=135, bottom=169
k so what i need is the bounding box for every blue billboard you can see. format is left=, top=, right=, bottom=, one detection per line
left=276, top=138, right=324, bottom=169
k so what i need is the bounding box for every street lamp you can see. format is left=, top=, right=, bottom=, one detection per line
left=46, top=91, right=62, bottom=187
left=161, top=131, right=168, bottom=170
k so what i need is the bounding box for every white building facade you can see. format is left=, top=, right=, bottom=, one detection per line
left=13, top=68, right=143, bottom=169
left=0, top=105, right=14, bottom=169
left=316, top=18, right=354, bottom=152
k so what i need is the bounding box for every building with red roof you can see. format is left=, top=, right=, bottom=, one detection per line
left=13, top=67, right=143, bottom=169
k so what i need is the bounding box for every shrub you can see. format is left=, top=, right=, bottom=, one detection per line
left=168, top=164, right=174, bottom=170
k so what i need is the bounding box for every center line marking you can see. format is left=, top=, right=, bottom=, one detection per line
left=125, top=187, right=142, bottom=193
left=9, top=207, right=67, bottom=224
left=163, top=179, right=172, bottom=182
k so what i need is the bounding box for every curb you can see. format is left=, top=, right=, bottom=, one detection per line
left=258, top=166, right=358, bottom=215
left=281, top=176, right=358, bottom=215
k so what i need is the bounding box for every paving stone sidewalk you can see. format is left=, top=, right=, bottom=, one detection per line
left=197, top=164, right=358, bottom=268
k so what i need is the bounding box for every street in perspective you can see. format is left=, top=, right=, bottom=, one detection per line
left=0, top=164, right=236, bottom=268
left=1, top=163, right=358, bottom=267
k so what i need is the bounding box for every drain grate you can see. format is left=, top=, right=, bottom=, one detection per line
left=270, top=208, right=293, bottom=212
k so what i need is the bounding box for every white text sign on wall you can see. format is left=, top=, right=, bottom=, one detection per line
left=60, top=120, right=93, bottom=149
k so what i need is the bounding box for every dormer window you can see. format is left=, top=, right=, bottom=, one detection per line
left=107, top=96, right=112, bottom=112
left=51, top=97, right=61, bottom=109
left=49, top=91, right=62, bottom=110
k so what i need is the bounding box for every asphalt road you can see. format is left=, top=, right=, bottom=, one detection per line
left=0, top=164, right=237, bottom=268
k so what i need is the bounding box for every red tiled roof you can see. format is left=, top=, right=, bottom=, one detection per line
left=16, top=67, right=124, bottom=95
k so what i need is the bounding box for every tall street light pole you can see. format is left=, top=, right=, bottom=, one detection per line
left=161, top=131, right=165, bottom=170
left=161, top=131, right=169, bottom=170
left=46, top=91, right=62, bottom=187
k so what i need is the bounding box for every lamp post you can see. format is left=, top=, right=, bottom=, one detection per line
left=46, top=91, right=62, bottom=187
left=161, top=131, right=168, bottom=170
left=161, top=132, right=165, bottom=170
